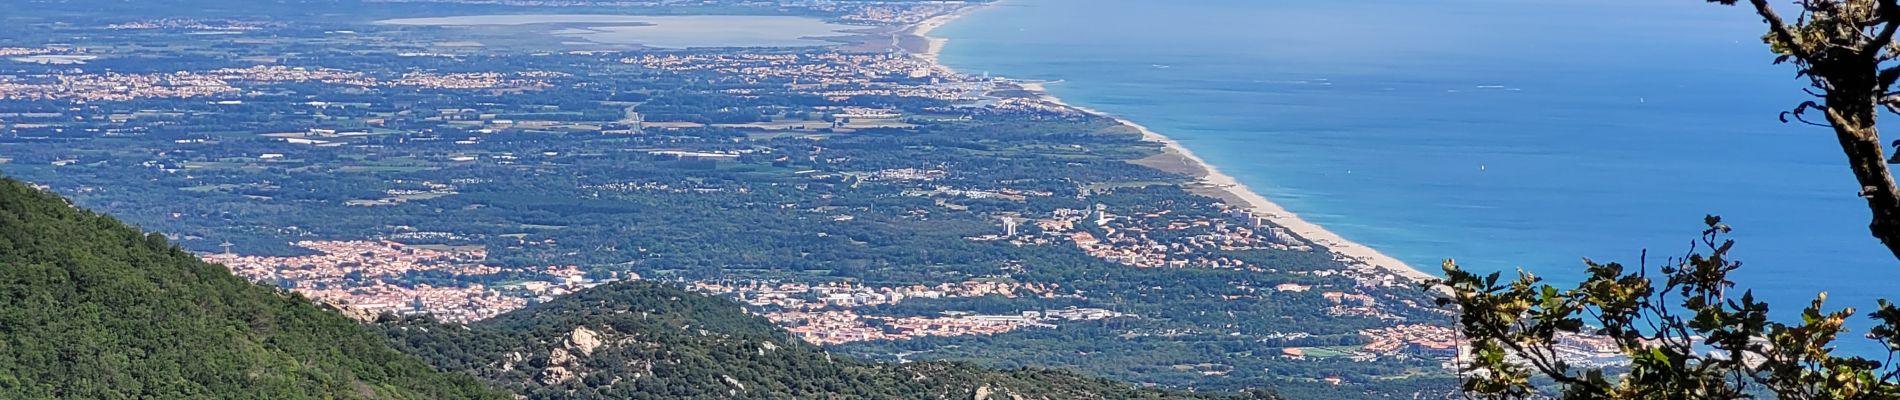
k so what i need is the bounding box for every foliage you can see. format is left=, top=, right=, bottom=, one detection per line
left=0, top=177, right=508, bottom=399
left=1439, top=1, right=1900, bottom=398
left=1441, top=217, right=1900, bottom=399
left=1708, top=0, right=1900, bottom=260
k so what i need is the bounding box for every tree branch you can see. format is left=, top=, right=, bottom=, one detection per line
left=1783, top=101, right=1834, bottom=127
left=1748, top=0, right=1803, bottom=54
left=1820, top=105, right=1900, bottom=261
left=1873, top=0, right=1900, bottom=56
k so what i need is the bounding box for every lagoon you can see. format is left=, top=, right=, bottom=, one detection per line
left=376, top=14, right=864, bottom=48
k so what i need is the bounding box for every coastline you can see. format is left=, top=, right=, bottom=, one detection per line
left=910, top=12, right=959, bottom=60
left=906, top=5, right=1435, bottom=283
left=905, top=3, right=979, bottom=68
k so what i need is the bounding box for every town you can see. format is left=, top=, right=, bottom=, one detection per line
left=202, top=240, right=612, bottom=322
left=692, top=279, right=1119, bottom=344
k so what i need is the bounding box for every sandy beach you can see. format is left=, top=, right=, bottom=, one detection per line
left=907, top=8, right=1436, bottom=283
left=900, top=4, right=972, bottom=62
left=909, top=11, right=960, bottom=60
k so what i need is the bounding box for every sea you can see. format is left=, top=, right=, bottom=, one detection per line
left=936, top=0, right=1900, bottom=348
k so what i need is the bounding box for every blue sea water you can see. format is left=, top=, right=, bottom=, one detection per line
left=937, top=0, right=1900, bottom=346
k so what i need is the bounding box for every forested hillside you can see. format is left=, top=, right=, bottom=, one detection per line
left=0, top=175, right=1265, bottom=399
left=381, top=281, right=1270, bottom=400
left=0, top=178, right=507, bottom=399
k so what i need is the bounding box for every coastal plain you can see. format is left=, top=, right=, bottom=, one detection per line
left=0, top=0, right=1535, bottom=398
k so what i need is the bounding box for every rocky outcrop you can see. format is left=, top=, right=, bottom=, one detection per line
left=972, top=384, right=1026, bottom=400
left=536, top=326, right=608, bottom=385
left=566, top=326, right=603, bottom=356
left=536, top=366, right=573, bottom=386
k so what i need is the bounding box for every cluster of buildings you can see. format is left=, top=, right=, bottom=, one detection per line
left=1216, top=204, right=1313, bottom=251
left=362, top=0, right=957, bottom=18
left=908, top=186, right=1048, bottom=204
left=213, top=66, right=553, bottom=90
left=985, top=96, right=1086, bottom=115
left=1551, top=332, right=1626, bottom=367
left=1322, top=290, right=1388, bottom=318
left=196, top=236, right=1109, bottom=338
left=1358, top=324, right=1461, bottom=360
left=688, top=279, right=1110, bottom=345
left=0, top=72, right=238, bottom=101
left=106, top=18, right=270, bottom=31
left=0, top=47, right=59, bottom=57
left=219, top=67, right=550, bottom=90
left=691, top=279, right=1064, bottom=310
left=623, top=52, right=971, bottom=102
left=201, top=240, right=602, bottom=323
left=818, top=1, right=976, bottom=25
left=582, top=181, right=696, bottom=193
left=391, top=71, right=552, bottom=90
left=207, top=65, right=379, bottom=86
left=768, top=307, right=1123, bottom=345
left=346, top=182, right=462, bottom=207
left=1036, top=205, right=1293, bottom=271
left=766, top=310, right=1028, bottom=345
left=0, top=65, right=554, bottom=101
left=855, top=167, right=946, bottom=182
left=355, top=0, right=970, bottom=26
left=298, top=283, right=528, bottom=322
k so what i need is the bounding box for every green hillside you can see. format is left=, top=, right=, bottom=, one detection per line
left=382, top=281, right=1272, bottom=400
left=0, top=178, right=508, bottom=399
left=0, top=175, right=1270, bottom=399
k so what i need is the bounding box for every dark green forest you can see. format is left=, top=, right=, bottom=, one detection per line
left=381, top=280, right=1269, bottom=400
left=0, top=178, right=507, bottom=399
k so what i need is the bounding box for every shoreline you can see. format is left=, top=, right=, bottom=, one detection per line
left=904, top=2, right=997, bottom=75
left=909, top=10, right=961, bottom=61
left=905, top=5, right=1435, bottom=282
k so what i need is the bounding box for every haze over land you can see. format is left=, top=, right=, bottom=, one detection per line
left=376, top=14, right=866, bottom=48
left=5, top=0, right=1848, bottom=398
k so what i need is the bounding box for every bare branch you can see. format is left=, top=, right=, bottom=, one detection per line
left=1883, top=94, right=1900, bottom=116
left=1873, top=0, right=1900, bottom=55
left=1783, top=101, right=1834, bottom=127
